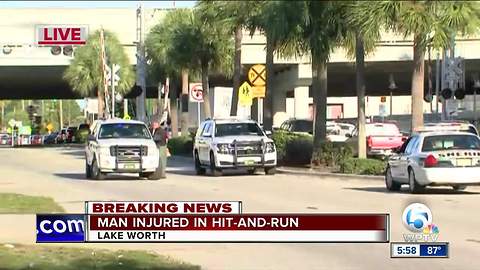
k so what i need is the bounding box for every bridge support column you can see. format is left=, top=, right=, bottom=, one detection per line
left=294, top=86, right=310, bottom=119
left=272, top=88, right=287, bottom=127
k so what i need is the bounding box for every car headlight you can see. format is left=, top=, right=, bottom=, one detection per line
left=265, top=142, right=275, bottom=153
left=216, top=143, right=231, bottom=154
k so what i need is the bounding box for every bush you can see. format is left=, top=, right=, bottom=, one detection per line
left=167, top=135, right=193, bottom=156
left=312, top=142, right=353, bottom=167
left=285, top=136, right=313, bottom=165
left=272, top=131, right=313, bottom=165
left=338, top=158, right=386, bottom=175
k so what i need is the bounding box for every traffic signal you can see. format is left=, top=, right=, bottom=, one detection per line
left=441, top=88, right=453, bottom=99
left=454, top=88, right=465, bottom=100
left=34, top=115, right=42, bottom=125
left=27, top=105, right=37, bottom=120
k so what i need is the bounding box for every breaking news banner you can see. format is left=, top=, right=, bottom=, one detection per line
left=37, top=201, right=389, bottom=243
left=87, top=214, right=388, bottom=243
left=85, top=201, right=243, bottom=215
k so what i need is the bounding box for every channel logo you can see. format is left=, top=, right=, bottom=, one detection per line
left=402, top=203, right=439, bottom=242
left=402, top=203, right=432, bottom=232
left=36, top=214, right=86, bottom=242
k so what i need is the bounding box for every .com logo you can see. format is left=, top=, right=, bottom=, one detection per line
left=402, top=203, right=433, bottom=232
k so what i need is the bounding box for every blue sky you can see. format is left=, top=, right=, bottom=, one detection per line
left=1, top=1, right=196, bottom=8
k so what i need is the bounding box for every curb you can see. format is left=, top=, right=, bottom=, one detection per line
left=277, top=167, right=384, bottom=181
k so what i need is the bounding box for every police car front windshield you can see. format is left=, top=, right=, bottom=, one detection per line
left=215, top=123, right=264, bottom=137
left=98, top=124, right=151, bottom=139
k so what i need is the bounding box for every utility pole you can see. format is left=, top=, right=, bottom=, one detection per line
left=135, top=4, right=147, bottom=123
left=41, top=100, right=45, bottom=118
left=59, top=100, right=63, bottom=129
left=435, top=51, right=440, bottom=120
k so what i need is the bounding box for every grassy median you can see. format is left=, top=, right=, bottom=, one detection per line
left=0, top=243, right=200, bottom=270
left=0, top=193, right=64, bottom=214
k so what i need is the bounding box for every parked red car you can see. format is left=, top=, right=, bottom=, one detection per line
left=347, top=122, right=407, bottom=157
left=30, top=135, right=43, bottom=145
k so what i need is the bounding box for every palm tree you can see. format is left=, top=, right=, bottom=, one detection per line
left=194, top=5, right=234, bottom=119
left=197, top=1, right=263, bottom=117
left=63, top=30, right=135, bottom=118
left=147, top=9, right=196, bottom=136
left=148, top=7, right=233, bottom=121
left=243, top=0, right=285, bottom=131
left=255, top=1, right=348, bottom=150
left=343, top=2, right=382, bottom=158
left=351, top=1, right=480, bottom=132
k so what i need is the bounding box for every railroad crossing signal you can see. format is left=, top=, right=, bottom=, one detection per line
left=248, top=64, right=266, bottom=86
left=106, top=64, right=120, bottom=86
left=442, top=57, right=465, bottom=100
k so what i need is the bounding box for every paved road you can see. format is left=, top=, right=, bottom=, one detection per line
left=1, top=146, right=480, bottom=269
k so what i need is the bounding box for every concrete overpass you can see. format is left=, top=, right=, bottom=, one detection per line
left=2, top=7, right=480, bottom=125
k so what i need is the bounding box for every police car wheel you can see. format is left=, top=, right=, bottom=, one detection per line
left=195, top=151, right=206, bottom=175
left=85, top=160, right=92, bottom=179
left=210, top=152, right=222, bottom=176
left=264, top=167, right=276, bottom=175
left=92, top=158, right=105, bottom=180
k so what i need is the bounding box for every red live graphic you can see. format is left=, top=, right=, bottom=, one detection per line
left=89, top=214, right=387, bottom=231
left=37, top=26, right=86, bottom=45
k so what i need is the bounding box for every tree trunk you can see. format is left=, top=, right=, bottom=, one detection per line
left=230, top=25, right=243, bottom=117
left=170, top=80, right=179, bottom=137
left=59, top=100, right=63, bottom=129
left=411, top=35, right=425, bottom=132
left=180, top=69, right=189, bottom=135
left=201, top=61, right=212, bottom=119
left=1, top=102, right=4, bottom=127
left=263, top=38, right=274, bottom=131
left=312, top=57, right=327, bottom=152
left=356, top=33, right=367, bottom=159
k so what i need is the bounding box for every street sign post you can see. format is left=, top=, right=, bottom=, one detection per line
left=189, top=83, right=203, bottom=126
left=247, top=65, right=266, bottom=123
left=239, top=82, right=253, bottom=106
left=252, top=86, right=265, bottom=98
left=106, top=64, right=121, bottom=118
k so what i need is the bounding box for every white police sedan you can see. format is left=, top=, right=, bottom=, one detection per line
left=385, top=131, right=480, bottom=193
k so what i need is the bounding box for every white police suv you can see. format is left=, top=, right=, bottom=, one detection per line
left=85, top=119, right=160, bottom=180
left=193, top=118, right=277, bottom=176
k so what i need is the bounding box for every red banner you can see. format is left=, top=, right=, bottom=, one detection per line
left=89, top=214, right=387, bottom=231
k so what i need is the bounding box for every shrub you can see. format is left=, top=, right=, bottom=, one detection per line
left=338, top=158, right=386, bottom=175
left=167, top=135, right=193, bottom=156
left=312, top=142, right=353, bottom=167
left=285, top=136, right=313, bottom=165
left=75, top=129, right=89, bottom=143
left=272, top=131, right=313, bottom=164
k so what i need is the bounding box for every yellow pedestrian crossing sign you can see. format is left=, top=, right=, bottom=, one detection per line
left=239, top=81, right=253, bottom=106
left=123, top=114, right=131, bottom=120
